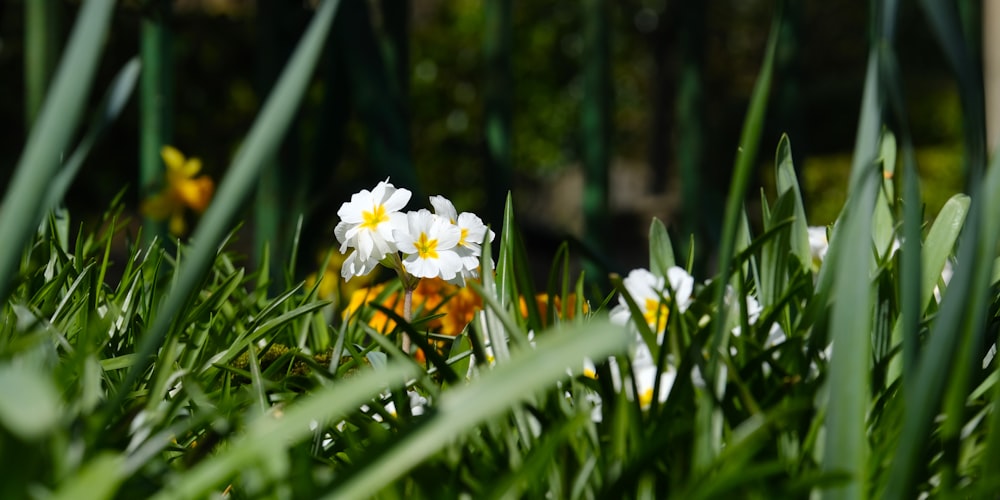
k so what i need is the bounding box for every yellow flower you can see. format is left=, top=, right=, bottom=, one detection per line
left=342, top=283, right=402, bottom=333
left=141, top=145, right=215, bottom=236
left=342, top=277, right=485, bottom=362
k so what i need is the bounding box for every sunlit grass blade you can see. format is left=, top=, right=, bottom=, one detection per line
left=773, top=134, right=811, bottom=271
left=819, top=30, right=886, bottom=500
left=705, top=1, right=780, bottom=367
left=114, top=0, right=342, bottom=409
left=151, top=361, right=420, bottom=500
left=50, top=453, right=125, bottom=500
left=323, top=319, right=628, bottom=500
left=42, top=61, right=139, bottom=220
left=648, top=217, right=676, bottom=278
left=0, top=0, right=114, bottom=303
left=699, top=0, right=781, bottom=469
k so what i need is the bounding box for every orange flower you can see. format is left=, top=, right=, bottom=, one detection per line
left=343, top=283, right=404, bottom=332
left=343, top=278, right=484, bottom=339
left=519, top=293, right=588, bottom=327
left=141, top=146, right=215, bottom=236
left=439, top=285, right=482, bottom=335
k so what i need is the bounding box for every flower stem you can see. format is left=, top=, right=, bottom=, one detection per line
left=402, top=288, right=413, bottom=354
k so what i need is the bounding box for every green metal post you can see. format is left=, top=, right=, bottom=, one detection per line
left=483, top=0, right=512, bottom=229
left=675, top=2, right=706, bottom=269
left=25, top=0, right=60, bottom=129
left=140, top=0, right=173, bottom=244
left=581, top=0, right=611, bottom=283
left=254, top=1, right=306, bottom=289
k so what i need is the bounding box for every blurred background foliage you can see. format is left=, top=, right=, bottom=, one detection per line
left=0, top=0, right=965, bottom=279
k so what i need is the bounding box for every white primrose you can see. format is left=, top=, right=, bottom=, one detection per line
left=334, top=179, right=412, bottom=280
left=429, top=195, right=496, bottom=284
left=395, top=209, right=464, bottom=281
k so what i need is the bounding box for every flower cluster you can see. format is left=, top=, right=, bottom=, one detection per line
left=334, top=179, right=494, bottom=287
left=343, top=277, right=482, bottom=337
left=141, top=145, right=215, bottom=236
left=608, top=266, right=694, bottom=409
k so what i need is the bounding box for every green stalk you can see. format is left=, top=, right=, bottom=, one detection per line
left=580, top=0, right=611, bottom=285
left=483, top=0, right=513, bottom=228
left=24, top=0, right=60, bottom=128
left=139, top=0, right=173, bottom=244
left=0, top=0, right=115, bottom=304
left=675, top=2, right=705, bottom=263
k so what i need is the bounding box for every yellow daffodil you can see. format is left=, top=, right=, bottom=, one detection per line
left=141, top=145, right=215, bottom=236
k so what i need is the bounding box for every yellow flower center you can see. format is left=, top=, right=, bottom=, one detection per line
left=639, top=388, right=654, bottom=408
left=416, top=232, right=439, bottom=259
left=361, top=204, right=388, bottom=230
left=643, top=298, right=669, bottom=332
left=458, top=227, right=469, bottom=247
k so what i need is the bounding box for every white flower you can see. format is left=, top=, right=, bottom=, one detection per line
left=335, top=179, right=411, bottom=279
left=808, top=226, right=829, bottom=268
left=395, top=209, right=463, bottom=280
left=430, top=195, right=496, bottom=283
left=666, top=267, right=694, bottom=311
left=634, top=360, right=676, bottom=409
left=730, top=291, right=785, bottom=359
left=610, top=267, right=694, bottom=341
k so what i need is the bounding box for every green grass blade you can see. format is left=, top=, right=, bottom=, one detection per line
left=43, top=58, right=141, bottom=219
left=705, top=2, right=780, bottom=369
left=699, top=0, right=781, bottom=468
left=773, top=134, right=811, bottom=271
left=323, top=320, right=628, bottom=500
left=648, top=217, right=676, bottom=278
left=919, top=195, right=967, bottom=306
left=151, top=361, right=420, bottom=500
left=0, top=0, right=114, bottom=303
left=50, top=453, right=125, bottom=500
left=114, top=0, right=342, bottom=408
left=819, top=38, right=885, bottom=499
left=883, top=142, right=1000, bottom=500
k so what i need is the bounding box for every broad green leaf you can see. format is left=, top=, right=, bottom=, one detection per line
left=920, top=194, right=968, bottom=306
left=774, top=134, right=812, bottom=271
left=649, top=217, right=676, bottom=278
